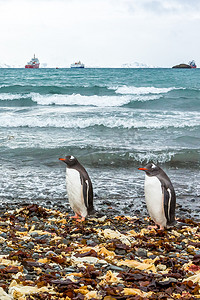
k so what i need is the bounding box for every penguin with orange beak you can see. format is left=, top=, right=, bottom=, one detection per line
left=59, top=155, right=94, bottom=222
left=138, top=163, right=176, bottom=230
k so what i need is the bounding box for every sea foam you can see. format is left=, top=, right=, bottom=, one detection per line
left=115, top=86, right=181, bottom=95
left=0, top=109, right=199, bottom=129
left=31, top=93, right=162, bottom=106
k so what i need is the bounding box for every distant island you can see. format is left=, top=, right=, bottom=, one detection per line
left=172, top=63, right=192, bottom=69
left=172, top=60, right=197, bottom=69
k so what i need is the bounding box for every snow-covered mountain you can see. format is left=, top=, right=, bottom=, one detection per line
left=0, top=63, right=23, bottom=68
left=121, top=62, right=157, bottom=68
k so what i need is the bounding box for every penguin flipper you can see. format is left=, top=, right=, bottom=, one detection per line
left=82, top=177, right=94, bottom=215
left=163, top=186, right=176, bottom=226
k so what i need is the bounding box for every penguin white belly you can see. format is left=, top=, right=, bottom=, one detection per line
left=66, top=168, right=87, bottom=218
left=144, top=175, right=167, bottom=227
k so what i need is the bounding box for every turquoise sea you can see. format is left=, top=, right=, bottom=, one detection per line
left=0, top=68, right=199, bottom=219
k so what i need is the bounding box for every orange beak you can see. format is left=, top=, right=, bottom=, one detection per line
left=138, top=167, right=148, bottom=171
left=59, top=158, right=65, bottom=161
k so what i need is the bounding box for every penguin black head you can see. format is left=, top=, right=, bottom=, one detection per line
left=138, top=163, right=161, bottom=176
left=59, top=155, right=78, bottom=167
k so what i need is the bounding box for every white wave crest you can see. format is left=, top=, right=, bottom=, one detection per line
left=31, top=93, right=161, bottom=106
left=115, top=86, right=180, bottom=95
left=132, top=151, right=175, bottom=164
left=31, top=93, right=130, bottom=107
left=0, top=92, right=162, bottom=106
left=0, top=110, right=199, bottom=129
left=0, top=93, right=28, bottom=100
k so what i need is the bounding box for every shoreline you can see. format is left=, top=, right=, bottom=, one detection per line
left=1, top=196, right=199, bottom=223
left=0, top=204, right=200, bottom=299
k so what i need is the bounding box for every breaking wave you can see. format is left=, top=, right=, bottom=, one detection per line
left=1, top=146, right=199, bottom=168
left=0, top=93, right=162, bottom=107
left=0, top=109, right=199, bottom=129
left=115, top=86, right=181, bottom=95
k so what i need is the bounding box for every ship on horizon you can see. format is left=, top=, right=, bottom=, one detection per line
left=188, top=60, right=197, bottom=68
left=70, top=61, right=84, bottom=68
left=25, top=54, right=40, bottom=69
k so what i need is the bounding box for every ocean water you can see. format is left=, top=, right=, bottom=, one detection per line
left=0, top=68, right=199, bottom=220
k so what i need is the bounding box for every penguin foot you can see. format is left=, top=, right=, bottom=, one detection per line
left=147, top=225, right=158, bottom=230
left=71, top=213, right=80, bottom=220
left=148, top=224, right=165, bottom=231
left=71, top=214, right=85, bottom=222
left=77, top=217, right=85, bottom=222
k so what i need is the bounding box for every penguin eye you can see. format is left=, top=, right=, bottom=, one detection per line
left=70, top=155, right=75, bottom=161
left=151, top=163, right=156, bottom=169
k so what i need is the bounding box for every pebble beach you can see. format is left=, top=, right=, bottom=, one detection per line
left=0, top=204, right=200, bottom=299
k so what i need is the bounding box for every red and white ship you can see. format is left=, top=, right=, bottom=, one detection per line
left=25, top=54, right=40, bottom=68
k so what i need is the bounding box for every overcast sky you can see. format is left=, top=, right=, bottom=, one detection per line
left=0, top=0, right=200, bottom=67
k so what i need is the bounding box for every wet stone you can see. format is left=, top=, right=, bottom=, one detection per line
left=62, top=239, right=71, bottom=245
left=53, top=265, right=61, bottom=271
left=23, top=268, right=28, bottom=275
left=46, top=251, right=57, bottom=256
left=45, top=268, right=53, bottom=273
left=32, top=216, right=39, bottom=222
left=32, top=253, right=39, bottom=260
left=176, top=245, right=182, bottom=250
left=18, top=216, right=25, bottom=222
left=63, top=267, right=77, bottom=273
left=26, top=242, right=35, bottom=249
left=0, top=232, right=7, bottom=238
left=135, top=248, right=148, bottom=258
left=35, top=234, right=50, bottom=241
left=4, top=247, right=14, bottom=253
left=108, top=264, right=124, bottom=272
left=17, top=227, right=27, bottom=232
left=169, top=253, right=177, bottom=258
left=86, top=240, right=96, bottom=246
left=52, top=225, right=59, bottom=231
left=115, top=249, right=126, bottom=255
left=30, top=232, right=39, bottom=238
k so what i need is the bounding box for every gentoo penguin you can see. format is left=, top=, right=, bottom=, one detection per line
left=138, top=163, right=176, bottom=230
left=59, top=155, right=94, bottom=221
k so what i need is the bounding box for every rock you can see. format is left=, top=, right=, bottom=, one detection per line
left=46, top=251, right=57, bottom=256
left=108, top=264, right=124, bottom=272
left=26, top=242, right=35, bottom=249
left=32, top=253, right=39, bottom=260
left=63, top=267, right=77, bottom=273
left=4, top=247, right=14, bottom=253
left=172, top=63, right=191, bottom=68
left=135, top=248, right=148, bottom=258
left=0, top=233, right=7, bottom=238
left=16, top=227, right=27, bottom=232
left=35, top=234, right=49, bottom=241
left=30, top=232, right=39, bottom=238
left=17, top=217, right=25, bottom=222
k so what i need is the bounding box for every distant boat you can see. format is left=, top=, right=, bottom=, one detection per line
left=70, top=61, right=84, bottom=68
left=188, top=60, right=197, bottom=68
left=25, top=54, right=40, bottom=69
